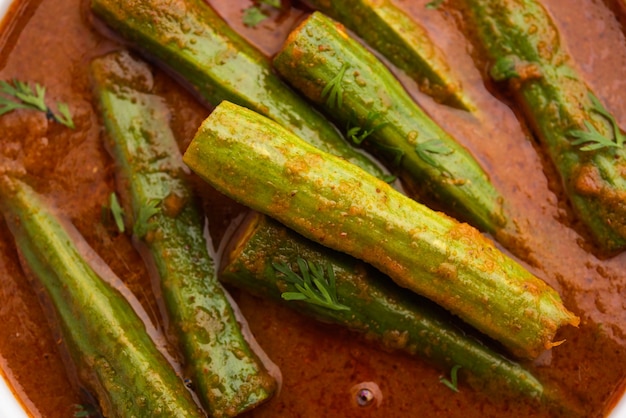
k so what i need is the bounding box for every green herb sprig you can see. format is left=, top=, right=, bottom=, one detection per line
left=109, top=192, right=125, bottom=233
left=242, top=0, right=281, bottom=28
left=321, top=63, right=349, bottom=109
left=344, top=110, right=397, bottom=182
left=273, top=257, right=350, bottom=311
left=415, top=138, right=454, bottom=167
left=133, top=199, right=161, bottom=238
left=567, top=93, right=626, bottom=151
left=439, top=364, right=462, bottom=392
left=0, top=79, right=75, bottom=128
left=346, top=110, right=389, bottom=145
left=373, top=142, right=405, bottom=168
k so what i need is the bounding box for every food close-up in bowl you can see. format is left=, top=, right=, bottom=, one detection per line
left=1, top=0, right=626, bottom=416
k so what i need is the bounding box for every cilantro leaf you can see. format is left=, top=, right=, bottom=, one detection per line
left=0, top=79, right=75, bottom=128
left=415, top=139, right=454, bottom=167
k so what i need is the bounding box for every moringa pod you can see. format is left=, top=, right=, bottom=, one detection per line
left=182, top=101, right=579, bottom=360
left=0, top=173, right=204, bottom=418
left=91, top=50, right=278, bottom=417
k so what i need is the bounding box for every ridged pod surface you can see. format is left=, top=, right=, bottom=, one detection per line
left=183, top=101, right=579, bottom=359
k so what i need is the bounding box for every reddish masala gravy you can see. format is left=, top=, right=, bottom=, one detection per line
left=0, top=0, right=625, bottom=416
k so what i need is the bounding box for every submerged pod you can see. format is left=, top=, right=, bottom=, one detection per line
left=90, top=0, right=388, bottom=180
left=183, top=101, right=579, bottom=359
left=303, top=0, right=475, bottom=111
left=458, top=0, right=626, bottom=253
left=220, top=212, right=547, bottom=400
left=273, top=12, right=509, bottom=235
left=0, top=174, right=203, bottom=418
left=91, top=50, right=277, bottom=417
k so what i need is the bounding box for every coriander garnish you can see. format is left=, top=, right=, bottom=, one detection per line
left=133, top=199, right=161, bottom=238
left=109, top=192, right=125, bottom=233
left=273, top=257, right=350, bottom=311
left=346, top=110, right=389, bottom=145
left=321, top=63, right=349, bottom=109
left=439, top=364, right=462, bottom=392
left=567, top=93, right=626, bottom=151
left=373, top=142, right=405, bottom=167
left=415, top=138, right=454, bottom=167
left=0, top=79, right=75, bottom=128
left=345, top=110, right=396, bottom=182
left=242, top=0, right=281, bottom=28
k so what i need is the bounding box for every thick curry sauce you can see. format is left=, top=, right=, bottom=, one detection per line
left=0, top=0, right=625, bottom=417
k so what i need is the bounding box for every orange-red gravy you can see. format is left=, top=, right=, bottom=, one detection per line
left=0, top=0, right=625, bottom=417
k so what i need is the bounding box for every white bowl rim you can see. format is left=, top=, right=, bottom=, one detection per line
left=0, top=0, right=11, bottom=25
left=611, top=391, right=626, bottom=418
left=0, top=356, right=29, bottom=418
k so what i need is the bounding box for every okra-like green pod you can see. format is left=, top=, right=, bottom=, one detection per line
left=91, top=51, right=277, bottom=417
left=221, top=212, right=546, bottom=400
left=457, top=0, right=626, bottom=252
left=90, top=0, right=387, bottom=180
left=0, top=174, right=203, bottom=418
left=183, top=101, right=579, bottom=359
left=273, top=12, right=508, bottom=234
left=303, top=0, right=475, bottom=111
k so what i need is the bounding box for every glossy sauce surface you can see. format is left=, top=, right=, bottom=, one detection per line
left=0, top=0, right=625, bottom=417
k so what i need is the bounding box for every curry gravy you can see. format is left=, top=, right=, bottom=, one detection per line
left=0, top=0, right=625, bottom=416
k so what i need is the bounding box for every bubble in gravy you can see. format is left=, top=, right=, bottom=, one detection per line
left=350, top=381, right=383, bottom=408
